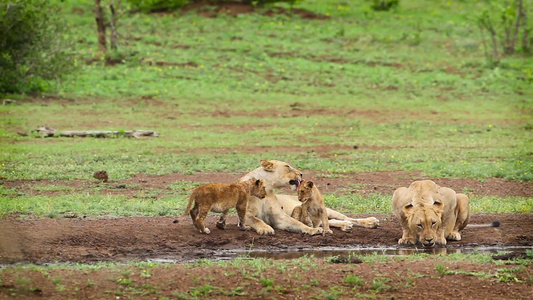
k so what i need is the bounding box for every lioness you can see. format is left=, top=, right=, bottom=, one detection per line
left=392, top=180, right=498, bottom=247
left=292, top=180, right=332, bottom=236
left=240, top=160, right=379, bottom=235
left=176, top=178, right=266, bottom=234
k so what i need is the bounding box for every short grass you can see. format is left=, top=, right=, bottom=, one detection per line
left=1, top=253, right=531, bottom=298
left=0, top=0, right=531, bottom=218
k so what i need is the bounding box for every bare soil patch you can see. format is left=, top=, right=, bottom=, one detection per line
left=1, top=213, right=532, bottom=265
left=2, top=173, right=532, bottom=299
left=5, top=170, right=532, bottom=199
left=2, top=170, right=532, bottom=264
left=1, top=212, right=531, bottom=299
left=181, top=1, right=329, bottom=19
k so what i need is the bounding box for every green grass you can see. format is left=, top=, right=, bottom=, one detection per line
left=0, top=0, right=531, bottom=218
left=1, top=253, right=530, bottom=299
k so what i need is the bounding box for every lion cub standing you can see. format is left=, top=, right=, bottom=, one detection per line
left=177, top=178, right=267, bottom=234
left=291, top=180, right=332, bottom=235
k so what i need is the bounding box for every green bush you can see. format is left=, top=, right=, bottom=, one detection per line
left=126, top=0, right=301, bottom=13
left=126, top=0, right=189, bottom=12
left=0, top=0, right=74, bottom=94
left=370, top=0, right=399, bottom=11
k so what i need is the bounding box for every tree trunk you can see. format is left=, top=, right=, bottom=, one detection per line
left=94, top=0, right=107, bottom=54
left=109, top=0, right=120, bottom=51
left=522, top=4, right=530, bottom=52
left=507, top=0, right=523, bottom=55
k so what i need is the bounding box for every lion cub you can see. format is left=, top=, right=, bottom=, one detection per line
left=291, top=180, right=332, bottom=236
left=176, top=178, right=266, bottom=234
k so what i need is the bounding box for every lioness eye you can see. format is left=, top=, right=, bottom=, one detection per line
left=431, top=221, right=437, bottom=226
left=417, top=224, right=422, bottom=228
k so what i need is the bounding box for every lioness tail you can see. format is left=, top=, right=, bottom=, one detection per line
left=466, top=220, right=500, bottom=228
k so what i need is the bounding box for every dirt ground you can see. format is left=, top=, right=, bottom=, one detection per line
left=1, top=170, right=533, bottom=265
left=1, top=171, right=532, bottom=299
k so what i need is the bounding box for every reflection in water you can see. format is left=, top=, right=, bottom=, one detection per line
left=141, top=246, right=532, bottom=264
left=233, top=245, right=531, bottom=260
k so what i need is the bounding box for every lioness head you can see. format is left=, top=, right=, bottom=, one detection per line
left=249, top=178, right=267, bottom=199
left=240, top=160, right=303, bottom=191
left=403, top=201, right=443, bottom=247
left=297, top=180, right=315, bottom=203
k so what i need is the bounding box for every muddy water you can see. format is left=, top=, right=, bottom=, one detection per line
left=1, top=246, right=529, bottom=268
left=148, top=245, right=532, bottom=264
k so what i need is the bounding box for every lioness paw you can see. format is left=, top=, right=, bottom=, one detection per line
left=436, top=236, right=447, bottom=245
left=201, top=228, right=211, bottom=234
left=307, top=227, right=323, bottom=236
left=256, top=226, right=275, bottom=235
left=447, top=232, right=462, bottom=241
left=340, top=223, right=353, bottom=232
left=364, top=217, right=379, bottom=228
left=398, top=237, right=415, bottom=245
left=350, top=217, right=379, bottom=228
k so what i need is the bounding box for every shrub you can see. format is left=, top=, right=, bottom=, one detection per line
left=0, top=0, right=74, bottom=94
left=370, top=0, right=399, bottom=11
left=126, top=0, right=189, bottom=12
left=477, top=0, right=531, bottom=67
left=126, top=0, right=302, bottom=13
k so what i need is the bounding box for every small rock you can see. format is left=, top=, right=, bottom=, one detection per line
left=492, top=252, right=529, bottom=260
left=329, top=255, right=363, bottom=264
left=93, top=170, right=109, bottom=182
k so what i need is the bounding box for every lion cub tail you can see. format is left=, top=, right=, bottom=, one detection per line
left=174, top=193, right=196, bottom=224
left=466, top=220, right=500, bottom=228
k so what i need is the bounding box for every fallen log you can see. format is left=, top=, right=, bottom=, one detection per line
left=28, top=125, right=159, bottom=139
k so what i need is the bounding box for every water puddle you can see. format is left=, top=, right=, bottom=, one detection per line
left=148, top=245, right=532, bottom=264
left=2, top=245, right=529, bottom=268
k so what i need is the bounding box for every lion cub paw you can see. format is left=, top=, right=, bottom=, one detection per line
left=216, top=221, right=226, bottom=230
left=239, top=225, right=251, bottom=231
left=324, top=229, right=333, bottom=235
left=200, top=228, right=211, bottom=235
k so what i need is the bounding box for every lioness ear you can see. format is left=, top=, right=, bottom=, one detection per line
left=260, top=160, right=274, bottom=172
left=433, top=201, right=443, bottom=214
left=255, top=179, right=261, bottom=186
left=305, top=181, right=314, bottom=188
left=403, top=203, right=414, bottom=215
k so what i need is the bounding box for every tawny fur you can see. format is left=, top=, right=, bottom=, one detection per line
left=239, top=160, right=379, bottom=235
left=392, top=180, right=471, bottom=247
left=177, top=178, right=266, bottom=234
left=292, top=180, right=332, bottom=236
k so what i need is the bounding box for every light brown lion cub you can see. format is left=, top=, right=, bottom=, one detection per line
left=176, top=178, right=266, bottom=234
left=291, top=180, right=332, bottom=236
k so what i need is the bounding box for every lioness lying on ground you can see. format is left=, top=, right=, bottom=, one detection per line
left=240, top=160, right=379, bottom=235
left=291, top=180, right=332, bottom=236
left=392, top=180, right=499, bottom=247
left=176, top=178, right=266, bottom=234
